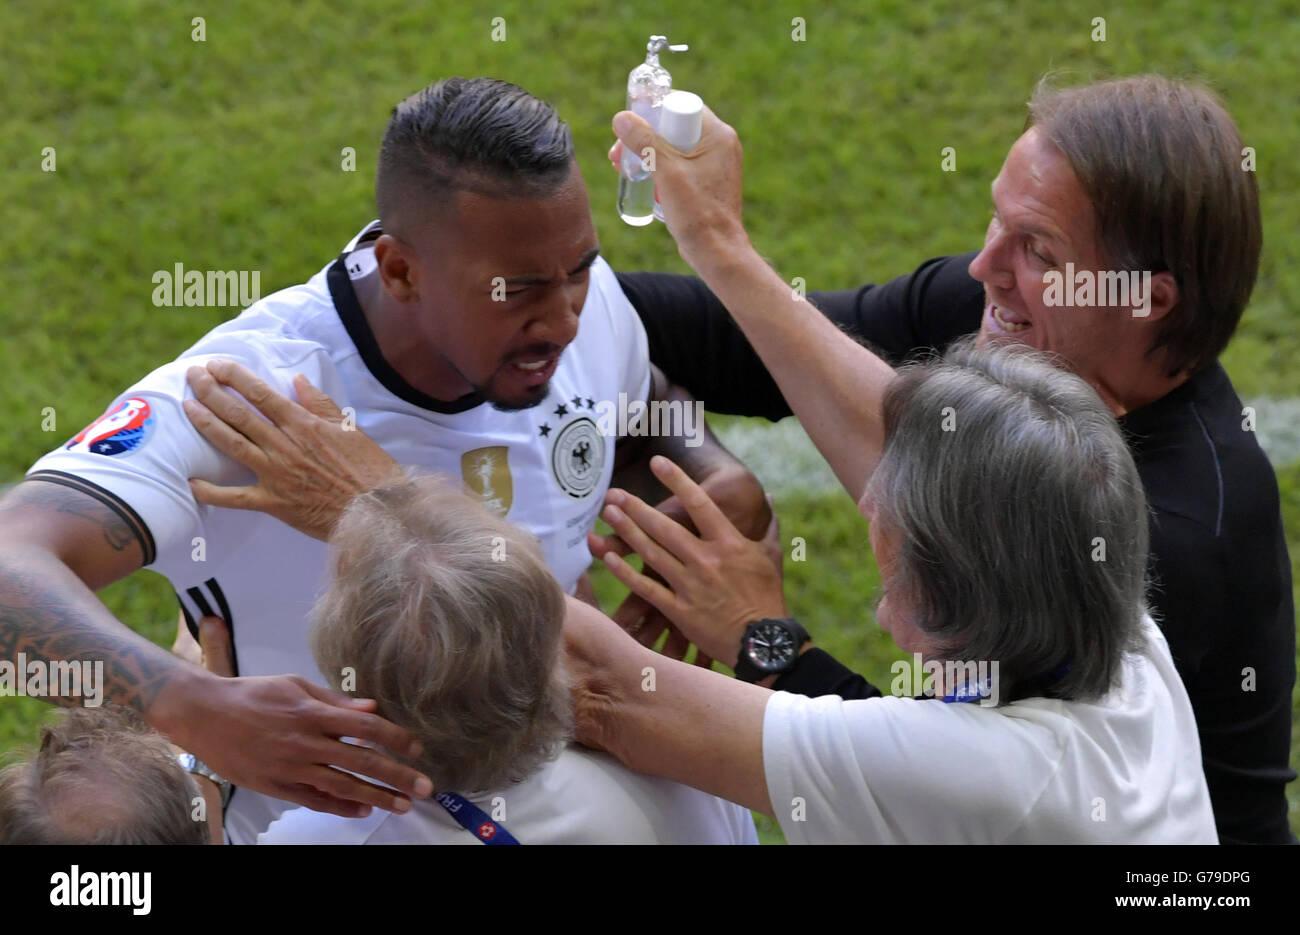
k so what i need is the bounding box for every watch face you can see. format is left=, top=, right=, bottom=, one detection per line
left=745, top=620, right=799, bottom=672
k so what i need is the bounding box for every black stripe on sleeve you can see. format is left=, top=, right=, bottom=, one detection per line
left=177, top=593, right=199, bottom=641
left=204, top=578, right=240, bottom=677
left=25, top=469, right=158, bottom=565
left=186, top=585, right=215, bottom=618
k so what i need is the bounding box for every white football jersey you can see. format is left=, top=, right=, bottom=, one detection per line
left=259, top=745, right=759, bottom=845
left=28, top=221, right=650, bottom=844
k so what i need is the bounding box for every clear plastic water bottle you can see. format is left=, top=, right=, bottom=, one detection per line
left=617, top=35, right=687, bottom=226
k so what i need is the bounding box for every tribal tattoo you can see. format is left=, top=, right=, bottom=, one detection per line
left=9, top=478, right=138, bottom=552
left=0, top=484, right=177, bottom=713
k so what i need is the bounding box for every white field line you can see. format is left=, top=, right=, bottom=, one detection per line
left=713, top=418, right=843, bottom=499
left=715, top=397, right=1300, bottom=499
left=1247, top=397, right=1300, bottom=468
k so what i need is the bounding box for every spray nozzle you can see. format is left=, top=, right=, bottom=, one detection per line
left=646, top=35, right=688, bottom=60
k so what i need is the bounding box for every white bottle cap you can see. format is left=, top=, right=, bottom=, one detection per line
left=659, top=90, right=704, bottom=152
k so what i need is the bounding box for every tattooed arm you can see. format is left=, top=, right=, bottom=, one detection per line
left=0, top=481, right=176, bottom=711
left=0, top=480, right=433, bottom=816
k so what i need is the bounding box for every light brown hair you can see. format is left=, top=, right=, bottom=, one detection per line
left=1029, top=75, right=1261, bottom=377
left=311, top=475, right=572, bottom=794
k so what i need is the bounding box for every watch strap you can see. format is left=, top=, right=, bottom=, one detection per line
left=178, top=752, right=233, bottom=809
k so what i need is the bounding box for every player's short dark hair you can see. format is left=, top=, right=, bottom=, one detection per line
left=0, top=704, right=207, bottom=845
left=376, top=77, right=576, bottom=235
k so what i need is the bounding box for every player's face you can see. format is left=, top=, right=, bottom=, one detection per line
left=418, top=164, right=600, bottom=411
left=968, top=128, right=1130, bottom=390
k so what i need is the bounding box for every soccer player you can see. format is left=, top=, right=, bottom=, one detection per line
left=0, top=77, right=766, bottom=843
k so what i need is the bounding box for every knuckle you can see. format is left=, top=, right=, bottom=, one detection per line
left=222, top=398, right=253, bottom=428
left=228, top=435, right=256, bottom=461
left=305, top=418, right=329, bottom=441
left=684, top=489, right=711, bottom=510
left=351, top=747, right=389, bottom=779
left=313, top=771, right=349, bottom=797
left=245, top=380, right=273, bottom=404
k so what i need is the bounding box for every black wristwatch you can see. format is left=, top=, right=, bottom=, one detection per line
left=734, top=618, right=811, bottom=683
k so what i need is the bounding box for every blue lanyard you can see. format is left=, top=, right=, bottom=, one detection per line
left=939, top=660, right=1073, bottom=704
left=940, top=685, right=986, bottom=703
left=940, top=673, right=993, bottom=704
left=434, top=792, right=521, bottom=845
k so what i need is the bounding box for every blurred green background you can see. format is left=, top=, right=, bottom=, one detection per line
left=1, top=0, right=1296, bottom=843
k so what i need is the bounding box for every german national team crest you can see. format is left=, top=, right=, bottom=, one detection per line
left=461, top=446, right=513, bottom=516
left=551, top=417, right=605, bottom=499
left=66, top=398, right=155, bottom=457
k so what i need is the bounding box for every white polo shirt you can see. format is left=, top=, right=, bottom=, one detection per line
left=763, top=616, right=1217, bottom=843
left=259, top=745, right=759, bottom=845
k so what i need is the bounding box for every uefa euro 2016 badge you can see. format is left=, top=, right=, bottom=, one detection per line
left=66, top=397, right=155, bottom=457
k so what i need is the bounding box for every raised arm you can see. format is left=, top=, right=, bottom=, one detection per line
left=616, top=253, right=985, bottom=423
left=612, top=109, right=899, bottom=499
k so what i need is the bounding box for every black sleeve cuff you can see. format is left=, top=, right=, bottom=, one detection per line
left=25, top=469, right=157, bottom=565
left=772, top=647, right=884, bottom=700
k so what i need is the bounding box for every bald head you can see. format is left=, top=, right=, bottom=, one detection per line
left=0, top=705, right=206, bottom=845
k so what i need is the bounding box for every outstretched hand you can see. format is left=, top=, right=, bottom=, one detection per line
left=587, top=466, right=772, bottom=667
left=183, top=360, right=402, bottom=540
left=591, top=456, right=787, bottom=669
left=162, top=614, right=433, bottom=825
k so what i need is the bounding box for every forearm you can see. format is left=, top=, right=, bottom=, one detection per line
left=620, top=268, right=961, bottom=423
left=686, top=239, right=895, bottom=500
left=0, top=545, right=191, bottom=717
left=600, top=648, right=774, bottom=814
left=645, top=386, right=735, bottom=481
left=567, top=597, right=772, bottom=812
left=770, top=645, right=885, bottom=699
